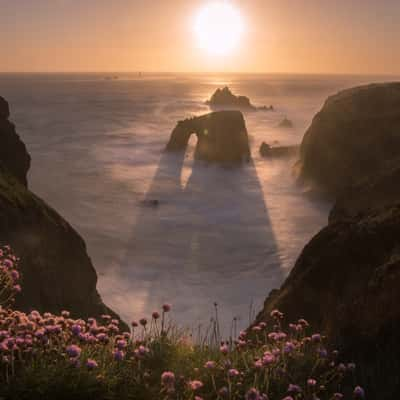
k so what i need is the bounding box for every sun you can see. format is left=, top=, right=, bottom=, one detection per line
left=193, top=2, right=244, bottom=56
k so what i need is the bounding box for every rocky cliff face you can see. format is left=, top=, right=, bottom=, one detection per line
left=299, top=83, right=400, bottom=195
left=0, top=97, right=123, bottom=323
left=258, top=82, right=400, bottom=399
left=257, top=205, right=400, bottom=399
left=0, top=96, right=30, bottom=187
left=330, top=159, right=400, bottom=222
left=166, top=111, right=251, bottom=163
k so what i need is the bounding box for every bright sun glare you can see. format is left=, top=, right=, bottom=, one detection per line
left=194, top=2, right=244, bottom=56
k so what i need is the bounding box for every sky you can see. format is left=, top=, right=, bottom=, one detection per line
left=1, top=0, right=399, bottom=74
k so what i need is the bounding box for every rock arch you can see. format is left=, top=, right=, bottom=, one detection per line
left=166, top=111, right=251, bottom=163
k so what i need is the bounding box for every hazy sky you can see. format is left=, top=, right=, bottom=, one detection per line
left=1, top=0, right=399, bottom=74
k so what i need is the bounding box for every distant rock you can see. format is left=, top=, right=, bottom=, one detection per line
left=256, top=204, right=400, bottom=400
left=206, top=87, right=256, bottom=111
left=206, top=87, right=273, bottom=112
left=140, top=199, right=160, bottom=208
left=0, top=96, right=124, bottom=326
left=259, top=105, right=274, bottom=111
left=166, top=111, right=251, bottom=163
left=299, top=82, right=400, bottom=195
left=0, top=96, right=31, bottom=187
left=278, top=117, right=293, bottom=128
left=259, top=142, right=298, bottom=158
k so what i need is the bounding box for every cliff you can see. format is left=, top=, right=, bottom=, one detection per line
left=299, top=83, right=400, bottom=195
left=0, top=96, right=30, bottom=187
left=256, top=204, right=400, bottom=400
left=257, top=82, right=400, bottom=399
left=0, top=96, right=123, bottom=323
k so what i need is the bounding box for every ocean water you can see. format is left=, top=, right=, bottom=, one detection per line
left=0, top=73, right=394, bottom=333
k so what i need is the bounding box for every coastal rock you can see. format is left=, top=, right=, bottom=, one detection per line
left=299, top=83, right=400, bottom=195
left=166, top=111, right=251, bottom=163
left=256, top=204, right=400, bottom=400
left=0, top=96, right=31, bottom=187
left=259, top=142, right=298, bottom=158
left=0, top=97, right=123, bottom=324
left=0, top=96, right=10, bottom=119
left=278, top=117, right=293, bottom=128
left=206, top=87, right=256, bottom=111
left=257, top=84, right=400, bottom=398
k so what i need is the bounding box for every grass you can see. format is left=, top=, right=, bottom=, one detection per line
left=0, top=246, right=365, bottom=400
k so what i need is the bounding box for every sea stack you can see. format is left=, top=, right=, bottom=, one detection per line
left=166, top=110, right=251, bottom=163
left=206, top=87, right=257, bottom=111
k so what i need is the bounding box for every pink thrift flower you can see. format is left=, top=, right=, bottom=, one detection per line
left=13, top=285, right=21, bottom=293
left=161, top=371, right=175, bottom=388
left=86, top=359, right=98, bottom=369
left=246, top=388, right=261, bottom=400
left=188, top=380, right=203, bottom=391
left=311, top=334, right=322, bottom=343
left=220, top=344, right=229, bottom=355
left=228, top=368, right=240, bottom=378
left=307, top=379, right=317, bottom=387
left=116, top=339, right=127, bottom=350
left=270, top=309, right=283, bottom=319
left=204, top=360, right=216, bottom=370
left=66, top=344, right=81, bottom=358
left=162, top=303, right=171, bottom=313
left=353, top=386, right=365, bottom=399
left=284, top=341, right=295, bottom=353
left=262, top=352, right=275, bottom=366
left=10, top=270, right=19, bottom=281
left=113, top=349, right=125, bottom=361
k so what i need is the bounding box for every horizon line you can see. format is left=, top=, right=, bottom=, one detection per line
left=1, top=71, right=400, bottom=77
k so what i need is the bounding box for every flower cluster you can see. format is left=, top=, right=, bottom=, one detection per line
left=0, top=246, right=21, bottom=307
left=0, top=248, right=365, bottom=399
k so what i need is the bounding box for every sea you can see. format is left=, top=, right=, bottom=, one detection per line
left=0, top=72, right=396, bottom=334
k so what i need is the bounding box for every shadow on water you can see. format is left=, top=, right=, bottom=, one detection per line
left=116, top=144, right=284, bottom=330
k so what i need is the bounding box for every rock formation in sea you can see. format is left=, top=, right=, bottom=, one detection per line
left=0, top=96, right=123, bottom=323
left=299, top=82, right=400, bottom=195
left=257, top=82, right=400, bottom=400
left=0, top=96, right=31, bottom=187
left=206, top=87, right=256, bottom=111
left=259, top=142, right=298, bottom=158
left=277, top=117, right=293, bottom=128
left=206, top=87, right=274, bottom=112
left=166, top=111, right=251, bottom=163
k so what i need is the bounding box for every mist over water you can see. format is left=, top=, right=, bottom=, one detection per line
left=0, top=73, right=395, bottom=333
